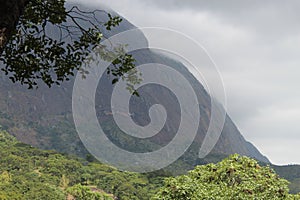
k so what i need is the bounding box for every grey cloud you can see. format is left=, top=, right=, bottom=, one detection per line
left=144, top=0, right=300, bottom=39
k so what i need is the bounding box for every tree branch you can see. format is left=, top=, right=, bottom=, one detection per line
left=0, top=0, right=30, bottom=54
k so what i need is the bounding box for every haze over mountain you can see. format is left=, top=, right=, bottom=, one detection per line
left=0, top=3, right=269, bottom=171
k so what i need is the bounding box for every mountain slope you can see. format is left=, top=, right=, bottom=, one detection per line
left=0, top=3, right=268, bottom=171
left=271, top=164, right=300, bottom=194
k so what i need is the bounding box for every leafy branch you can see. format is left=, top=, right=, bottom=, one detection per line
left=0, top=0, right=138, bottom=91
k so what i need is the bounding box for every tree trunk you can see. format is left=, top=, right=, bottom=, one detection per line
left=0, top=0, right=29, bottom=54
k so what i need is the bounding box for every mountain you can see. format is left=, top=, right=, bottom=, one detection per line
left=0, top=3, right=269, bottom=173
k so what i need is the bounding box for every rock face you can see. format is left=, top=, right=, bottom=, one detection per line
left=0, top=3, right=269, bottom=169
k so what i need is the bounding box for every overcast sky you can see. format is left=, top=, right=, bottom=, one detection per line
left=69, top=0, right=300, bottom=165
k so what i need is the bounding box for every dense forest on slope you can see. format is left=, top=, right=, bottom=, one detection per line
left=0, top=130, right=164, bottom=200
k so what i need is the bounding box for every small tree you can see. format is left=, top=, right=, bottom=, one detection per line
left=0, top=171, right=11, bottom=183
left=67, top=184, right=113, bottom=200
left=153, top=154, right=300, bottom=200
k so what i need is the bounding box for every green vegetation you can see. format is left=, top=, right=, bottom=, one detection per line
left=66, top=184, right=113, bottom=200
left=153, top=154, right=300, bottom=200
left=1, top=129, right=300, bottom=199
left=0, top=130, right=162, bottom=199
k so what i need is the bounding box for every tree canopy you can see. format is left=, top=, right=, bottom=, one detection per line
left=153, top=154, right=300, bottom=200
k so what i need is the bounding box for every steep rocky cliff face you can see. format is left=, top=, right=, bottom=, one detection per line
left=0, top=4, right=269, bottom=172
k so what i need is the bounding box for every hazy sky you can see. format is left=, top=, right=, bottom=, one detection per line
left=69, top=0, right=300, bottom=165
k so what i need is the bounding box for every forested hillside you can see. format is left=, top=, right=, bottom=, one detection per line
left=1, top=129, right=300, bottom=199
left=0, top=130, right=163, bottom=199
